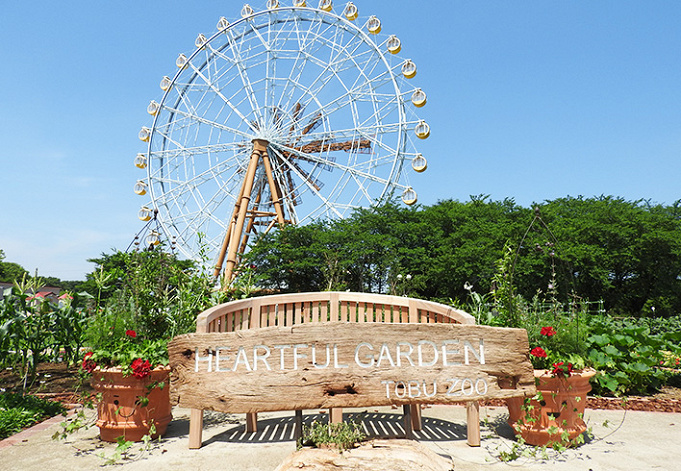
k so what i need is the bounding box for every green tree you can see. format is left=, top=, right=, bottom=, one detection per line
left=420, top=197, right=529, bottom=302
left=0, top=249, right=29, bottom=283
left=245, top=196, right=681, bottom=317
left=247, top=202, right=433, bottom=294
left=537, top=196, right=681, bottom=316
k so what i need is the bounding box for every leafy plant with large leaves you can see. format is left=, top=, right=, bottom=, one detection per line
left=585, top=316, right=681, bottom=395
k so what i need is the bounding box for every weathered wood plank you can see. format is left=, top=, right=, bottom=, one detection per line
left=169, top=323, right=535, bottom=414
left=340, top=301, right=349, bottom=322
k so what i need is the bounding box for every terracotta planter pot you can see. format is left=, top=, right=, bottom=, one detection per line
left=506, top=368, right=596, bottom=447
left=92, top=366, right=172, bottom=442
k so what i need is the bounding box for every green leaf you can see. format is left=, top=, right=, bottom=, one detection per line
left=596, top=374, right=619, bottom=393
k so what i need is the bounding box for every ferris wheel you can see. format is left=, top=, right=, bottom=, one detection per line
left=134, top=0, right=430, bottom=280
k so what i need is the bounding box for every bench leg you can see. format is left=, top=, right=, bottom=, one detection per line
left=294, top=410, right=303, bottom=442
left=189, top=408, right=204, bottom=449
left=329, top=407, right=343, bottom=423
left=246, top=412, right=258, bottom=433
left=409, top=404, right=422, bottom=431
left=466, top=401, right=481, bottom=447
left=403, top=405, right=414, bottom=439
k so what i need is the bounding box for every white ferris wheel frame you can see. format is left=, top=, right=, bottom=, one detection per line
left=135, top=2, right=430, bottom=273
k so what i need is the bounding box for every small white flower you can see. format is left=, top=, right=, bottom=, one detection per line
left=464, top=282, right=473, bottom=291
left=406, top=274, right=412, bottom=280
left=397, top=274, right=403, bottom=280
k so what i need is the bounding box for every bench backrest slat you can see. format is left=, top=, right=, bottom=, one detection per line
left=196, top=292, right=474, bottom=334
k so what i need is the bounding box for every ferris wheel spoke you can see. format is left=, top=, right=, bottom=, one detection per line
left=271, top=36, right=380, bottom=128
left=151, top=146, right=246, bottom=188
left=162, top=105, right=253, bottom=139
left=268, top=146, right=343, bottom=219
left=148, top=141, right=246, bottom=160
left=271, top=142, right=395, bottom=189
left=293, top=76, right=398, bottom=134
left=184, top=183, right=236, bottom=232
left=297, top=122, right=402, bottom=144
left=181, top=61, right=256, bottom=132
left=173, top=51, right=252, bottom=124
left=223, top=29, right=265, bottom=125
left=154, top=173, right=240, bottom=241
left=150, top=126, right=195, bottom=156
left=286, top=33, right=370, bottom=118
left=246, top=19, right=271, bottom=52
left=272, top=26, right=314, bottom=118
left=151, top=169, right=236, bottom=207
left=207, top=30, right=268, bottom=126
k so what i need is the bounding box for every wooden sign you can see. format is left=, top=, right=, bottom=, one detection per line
left=168, top=322, right=535, bottom=414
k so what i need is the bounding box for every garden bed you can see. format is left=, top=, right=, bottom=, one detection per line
left=0, top=363, right=92, bottom=441
left=586, top=386, right=681, bottom=413
left=0, top=362, right=92, bottom=406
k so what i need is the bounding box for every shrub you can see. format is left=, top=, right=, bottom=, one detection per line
left=297, top=419, right=367, bottom=451
left=0, top=393, right=66, bottom=439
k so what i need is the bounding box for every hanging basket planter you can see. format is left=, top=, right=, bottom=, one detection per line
left=92, top=366, right=173, bottom=442
left=506, top=368, right=596, bottom=447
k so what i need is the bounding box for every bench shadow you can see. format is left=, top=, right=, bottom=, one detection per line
left=199, top=411, right=468, bottom=445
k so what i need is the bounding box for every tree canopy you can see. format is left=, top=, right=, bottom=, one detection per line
left=246, top=196, right=681, bottom=317
left=0, top=250, right=29, bottom=284
left=4, top=195, right=681, bottom=317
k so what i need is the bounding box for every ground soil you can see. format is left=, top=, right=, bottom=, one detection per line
left=0, top=362, right=93, bottom=406
left=585, top=385, right=681, bottom=413
left=2, top=363, right=681, bottom=412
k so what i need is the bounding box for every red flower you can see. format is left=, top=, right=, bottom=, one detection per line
left=552, top=361, right=574, bottom=378
left=540, top=326, right=557, bottom=337
left=125, top=330, right=137, bottom=338
left=131, top=358, right=152, bottom=379
left=81, top=351, right=97, bottom=373
left=530, top=347, right=547, bottom=358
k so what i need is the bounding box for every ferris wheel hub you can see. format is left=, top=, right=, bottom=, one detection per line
left=254, top=128, right=279, bottom=143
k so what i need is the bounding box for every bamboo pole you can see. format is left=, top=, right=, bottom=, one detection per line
left=222, top=139, right=268, bottom=286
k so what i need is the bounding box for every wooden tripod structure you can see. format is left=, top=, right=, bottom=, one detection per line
left=213, top=139, right=287, bottom=287
left=212, top=132, right=372, bottom=288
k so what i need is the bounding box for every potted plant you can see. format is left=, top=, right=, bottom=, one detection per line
left=81, top=328, right=172, bottom=442
left=76, top=248, right=210, bottom=443
left=506, top=325, right=595, bottom=447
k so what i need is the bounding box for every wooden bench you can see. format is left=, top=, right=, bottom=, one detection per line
left=169, top=291, right=535, bottom=449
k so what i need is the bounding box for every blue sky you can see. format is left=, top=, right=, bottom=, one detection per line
left=1, top=0, right=679, bottom=281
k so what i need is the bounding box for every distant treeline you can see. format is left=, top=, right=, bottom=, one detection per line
left=246, top=195, right=681, bottom=317
left=4, top=195, right=681, bottom=317
left=0, top=249, right=81, bottom=292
